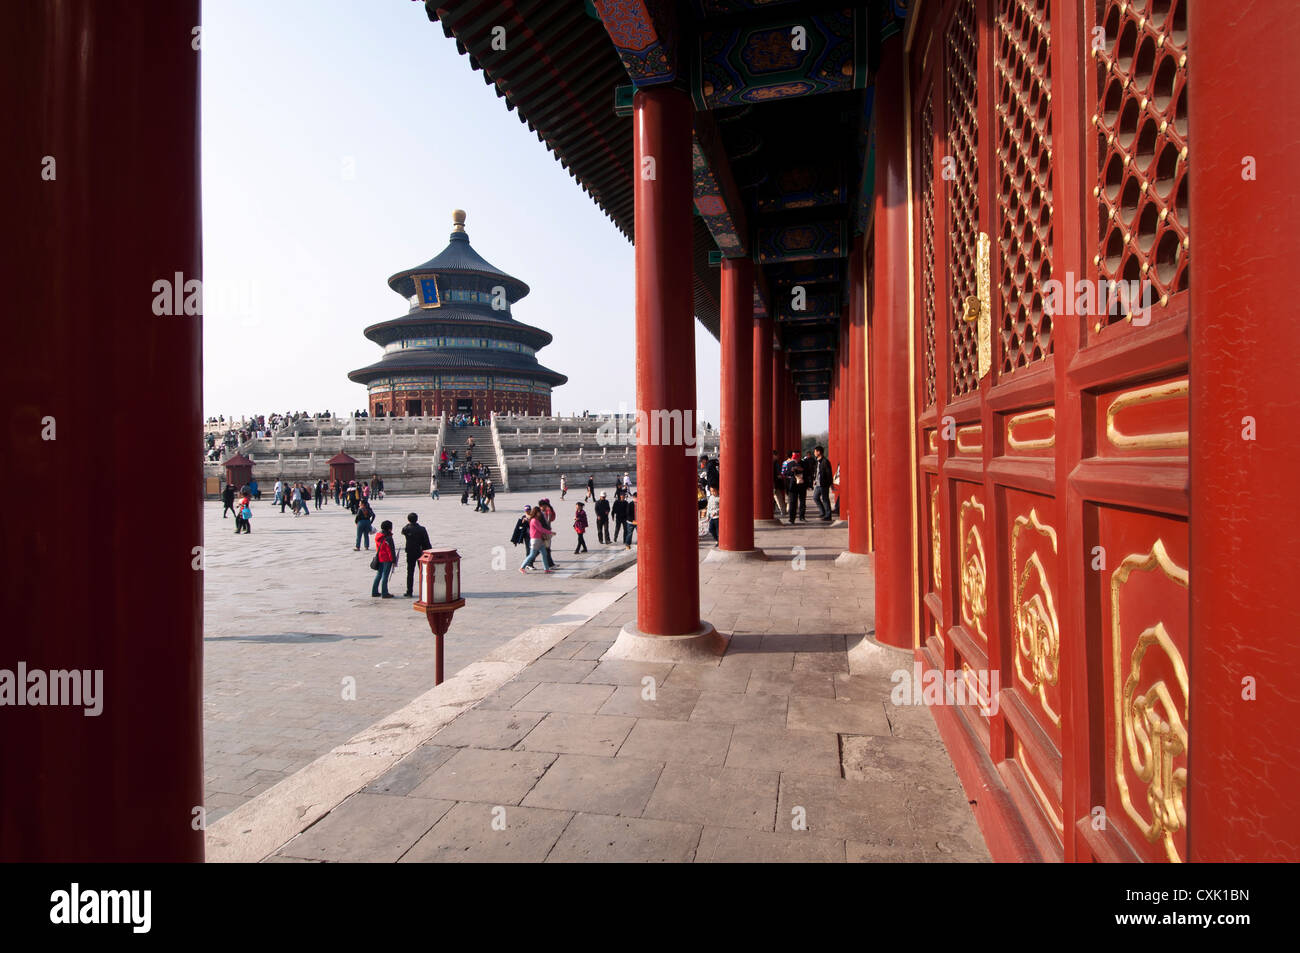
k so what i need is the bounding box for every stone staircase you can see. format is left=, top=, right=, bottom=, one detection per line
left=439, top=425, right=500, bottom=484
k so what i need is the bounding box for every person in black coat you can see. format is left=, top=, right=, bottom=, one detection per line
left=594, top=492, right=611, bottom=543
left=811, top=445, right=834, bottom=521
left=221, top=482, right=236, bottom=519
left=400, top=512, right=432, bottom=598
left=510, top=508, right=531, bottom=547
left=612, top=493, right=629, bottom=544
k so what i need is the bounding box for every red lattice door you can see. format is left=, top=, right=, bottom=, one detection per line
left=908, top=0, right=1191, bottom=862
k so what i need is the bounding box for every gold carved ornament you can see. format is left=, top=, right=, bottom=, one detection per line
left=962, top=231, right=993, bottom=380
left=959, top=496, right=988, bottom=642
left=1110, top=540, right=1190, bottom=863
left=931, top=487, right=942, bottom=592
left=1012, top=509, right=1061, bottom=727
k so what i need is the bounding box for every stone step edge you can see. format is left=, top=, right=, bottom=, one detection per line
left=204, top=562, right=640, bottom=863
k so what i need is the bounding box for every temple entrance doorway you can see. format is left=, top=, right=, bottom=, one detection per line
left=406, top=399, right=421, bottom=416
left=456, top=398, right=472, bottom=414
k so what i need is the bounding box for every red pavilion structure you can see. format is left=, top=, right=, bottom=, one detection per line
left=348, top=210, right=566, bottom=418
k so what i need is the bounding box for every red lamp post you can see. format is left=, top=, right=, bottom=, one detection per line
left=412, top=548, right=465, bottom=685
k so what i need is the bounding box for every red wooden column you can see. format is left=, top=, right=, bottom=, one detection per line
left=846, top=236, right=870, bottom=553
left=718, top=257, right=755, bottom=551
left=772, top=347, right=786, bottom=456
left=868, top=35, right=912, bottom=648
left=752, top=311, right=774, bottom=520
left=1, top=1, right=203, bottom=860
left=1187, top=3, right=1300, bottom=862
left=842, top=310, right=852, bottom=520
left=611, top=85, right=721, bottom=659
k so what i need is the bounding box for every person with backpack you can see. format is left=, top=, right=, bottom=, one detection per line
left=355, top=499, right=375, bottom=550
left=371, top=520, right=397, bottom=598
left=235, top=486, right=253, bottom=534
left=400, top=512, right=432, bottom=598
left=573, top=502, right=589, bottom=554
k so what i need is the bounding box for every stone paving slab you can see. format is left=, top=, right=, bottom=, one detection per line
left=615, top=718, right=734, bottom=766
left=640, top=763, right=778, bottom=831
left=214, top=520, right=992, bottom=863
left=694, top=827, right=846, bottom=863
left=400, top=803, right=573, bottom=863
left=275, top=793, right=454, bottom=863
left=521, top=753, right=664, bottom=816
left=547, top=813, right=701, bottom=863
left=516, top=712, right=636, bottom=757
left=408, top=747, right=557, bottom=804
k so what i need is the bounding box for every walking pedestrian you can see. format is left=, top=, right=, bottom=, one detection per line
left=560, top=474, right=567, bottom=500
left=371, top=520, right=396, bottom=598
left=586, top=474, right=595, bottom=501
left=594, top=492, right=611, bottom=543
left=518, top=506, right=555, bottom=573
left=430, top=474, right=439, bottom=500
left=811, top=445, right=833, bottom=521
left=486, top=480, right=496, bottom=512
left=539, top=499, right=558, bottom=569
left=612, top=491, right=628, bottom=544
left=706, top=485, right=720, bottom=543
left=573, top=502, right=589, bottom=554
left=400, top=512, right=432, bottom=598
left=235, top=486, right=253, bottom=534
left=772, top=450, right=786, bottom=519
left=355, top=499, right=375, bottom=550
left=221, top=481, right=236, bottom=519
left=781, top=452, right=804, bottom=525
left=624, top=491, right=637, bottom=547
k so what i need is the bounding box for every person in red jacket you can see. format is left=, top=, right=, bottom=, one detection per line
left=573, top=501, right=589, bottom=554
left=372, top=520, right=397, bottom=598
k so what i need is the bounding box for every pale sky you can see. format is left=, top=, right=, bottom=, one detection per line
left=200, top=0, right=827, bottom=434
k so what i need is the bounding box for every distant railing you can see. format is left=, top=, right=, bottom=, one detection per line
left=489, top=412, right=510, bottom=491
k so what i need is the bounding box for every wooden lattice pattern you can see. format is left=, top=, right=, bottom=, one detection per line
left=995, top=0, right=1054, bottom=372
left=946, top=0, right=981, bottom=397
left=1093, top=0, right=1189, bottom=327
left=921, top=95, right=938, bottom=409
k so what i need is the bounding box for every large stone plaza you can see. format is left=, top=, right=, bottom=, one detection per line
left=202, top=488, right=635, bottom=823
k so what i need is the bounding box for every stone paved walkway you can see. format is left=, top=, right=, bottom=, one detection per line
left=211, top=519, right=989, bottom=862
left=203, top=491, right=635, bottom=822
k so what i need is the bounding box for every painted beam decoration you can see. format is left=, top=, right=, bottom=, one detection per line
left=768, top=259, right=841, bottom=285
left=756, top=162, right=847, bottom=213
left=757, top=220, right=847, bottom=263
left=777, top=289, right=840, bottom=322
left=593, top=0, right=678, bottom=87
left=692, top=113, right=749, bottom=258
left=784, top=330, right=836, bottom=352
left=692, top=8, right=868, bottom=111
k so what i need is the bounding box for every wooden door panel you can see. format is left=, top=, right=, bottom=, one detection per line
left=1090, top=507, right=1190, bottom=863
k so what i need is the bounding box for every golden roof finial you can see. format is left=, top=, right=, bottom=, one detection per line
left=452, top=209, right=467, bottom=232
